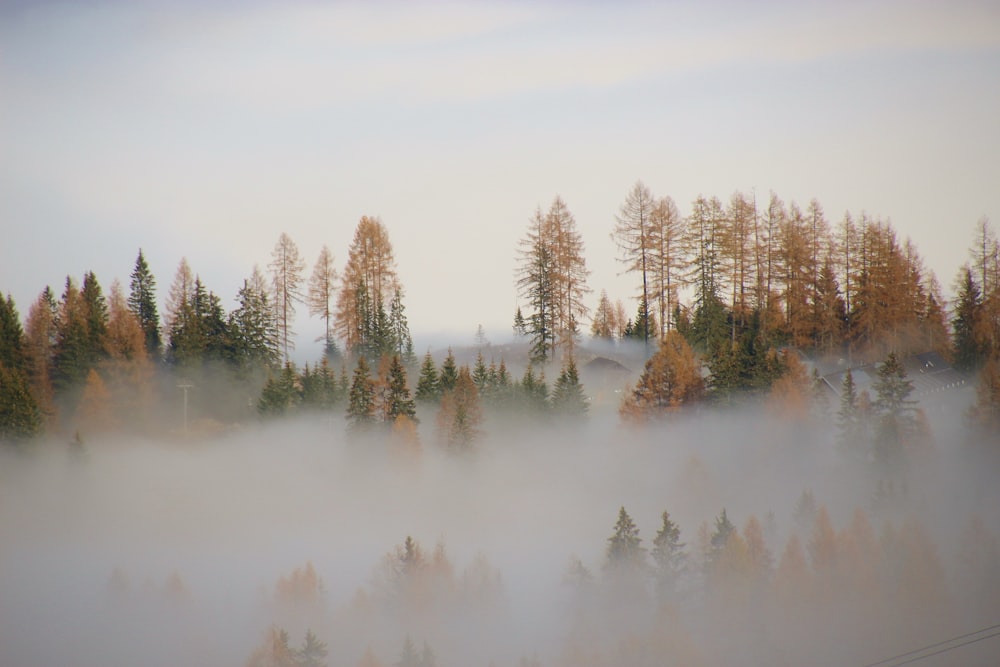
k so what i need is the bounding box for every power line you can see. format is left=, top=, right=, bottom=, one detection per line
left=862, top=623, right=1000, bottom=667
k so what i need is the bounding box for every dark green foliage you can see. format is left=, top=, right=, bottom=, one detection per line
left=415, top=351, right=439, bottom=403
left=383, top=355, right=417, bottom=424
left=689, top=287, right=729, bottom=353
left=624, top=296, right=656, bottom=348
left=0, top=361, right=42, bottom=443
left=258, top=362, right=300, bottom=417
left=512, top=306, right=527, bottom=338
left=346, top=356, right=376, bottom=431
left=472, top=352, right=489, bottom=391
left=0, top=294, right=27, bottom=373
left=438, top=349, right=458, bottom=395
left=127, top=249, right=161, bottom=358
left=952, top=266, right=986, bottom=373
left=836, top=369, right=864, bottom=456
left=228, top=279, right=280, bottom=373
left=872, top=351, right=918, bottom=471
left=551, top=356, right=587, bottom=416
left=516, top=364, right=549, bottom=415
left=80, top=271, right=109, bottom=366
left=605, top=506, right=645, bottom=574
left=707, top=311, right=784, bottom=403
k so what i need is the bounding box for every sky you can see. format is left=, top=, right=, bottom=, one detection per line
left=2, top=0, right=999, bottom=358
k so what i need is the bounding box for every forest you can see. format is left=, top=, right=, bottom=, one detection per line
left=1, top=185, right=1000, bottom=666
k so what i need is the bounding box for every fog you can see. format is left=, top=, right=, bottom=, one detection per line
left=2, top=396, right=999, bottom=667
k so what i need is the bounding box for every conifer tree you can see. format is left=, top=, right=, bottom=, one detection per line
left=335, top=216, right=399, bottom=356
left=308, top=244, right=339, bottom=360
left=23, top=287, right=58, bottom=424
left=295, top=629, right=329, bottom=667
left=387, top=286, right=414, bottom=365
left=590, top=289, right=617, bottom=341
left=651, top=510, right=686, bottom=598
left=707, top=508, right=735, bottom=567
left=436, top=366, right=482, bottom=453
left=551, top=356, right=587, bottom=416
left=621, top=331, right=703, bottom=420
left=229, top=271, right=280, bottom=374
left=438, top=348, right=458, bottom=394
left=471, top=352, right=489, bottom=392
left=53, top=276, right=90, bottom=395
left=80, top=271, right=109, bottom=368
left=0, top=294, right=27, bottom=373
left=346, top=356, right=376, bottom=431
left=968, top=354, right=1000, bottom=441
left=614, top=181, right=656, bottom=351
left=605, top=506, right=645, bottom=575
left=0, top=361, right=42, bottom=443
left=415, top=351, right=439, bottom=403
left=872, top=351, right=917, bottom=471
left=512, top=306, right=527, bottom=338
left=836, top=368, right=865, bottom=457
left=269, top=233, right=306, bottom=362
left=953, top=266, right=986, bottom=373
left=127, top=249, right=161, bottom=359
left=382, top=355, right=417, bottom=425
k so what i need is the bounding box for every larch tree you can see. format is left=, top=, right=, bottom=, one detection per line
left=613, top=181, right=657, bottom=350
left=308, top=244, right=339, bottom=360
left=335, top=216, right=399, bottom=358
left=684, top=195, right=728, bottom=351
left=547, top=196, right=591, bottom=355
left=620, top=330, right=704, bottom=421
left=105, top=280, right=153, bottom=429
left=650, top=195, right=685, bottom=337
left=269, top=232, right=306, bottom=362
left=721, top=191, right=756, bottom=339
left=163, top=258, right=195, bottom=345
left=127, top=249, right=161, bottom=359
left=516, top=207, right=557, bottom=364
left=590, top=289, right=617, bottom=341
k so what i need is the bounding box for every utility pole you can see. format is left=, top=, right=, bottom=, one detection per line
left=178, top=382, right=193, bottom=437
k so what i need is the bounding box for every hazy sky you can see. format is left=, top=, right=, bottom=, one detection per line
left=2, top=1, right=999, bottom=356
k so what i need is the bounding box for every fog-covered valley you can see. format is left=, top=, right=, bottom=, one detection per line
left=2, top=398, right=998, bottom=667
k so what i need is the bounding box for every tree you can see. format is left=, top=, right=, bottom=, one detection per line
left=650, top=195, right=686, bottom=336
left=270, top=232, right=306, bottom=362
left=308, top=244, right=339, bottom=360
left=651, top=510, right=686, bottom=599
left=229, top=271, right=281, bottom=374
left=707, top=508, right=735, bottom=568
left=547, top=195, right=591, bottom=354
left=23, top=287, right=58, bottom=424
left=968, top=354, right=1000, bottom=442
left=0, top=294, right=27, bottom=373
left=590, top=289, right=617, bottom=341
left=605, top=506, right=645, bottom=575
left=438, top=349, right=458, bottom=395
left=516, top=207, right=557, bottom=364
left=127, top=249, right=162, bottom=359
left=613, top=181, right=656, bottom=351
left=0, top=361, right=42, bottom=443
left=620, top=331, right=704, bottom=420
left=685, top=195, right=729, bottom=352
left=387, top=286, right=414, bottom=364
left=295, top=629, right=328, bottom=667
left=52, top=276, right=90, bottom=396
left=163, top=258, right=195, bottom=346
left=258, top=362, right=300, bottom=417
left=872, top=351, right=918, bottom=471
left=551, top=356, right=587, bottom=416
left=346, top=356, right=376, bottom=432
left=836, top=368, right=865, bottom=459
left=335, top=216, right=399, bottom=356
left=436, top=366, right=482, bottom=453
left=953, top=265, right=986, bottom=372
left=415, top=351, right=439, bottom=403
left=105, top=280, right=154, bottom=429
left=245, top=626, right=297, bottom=667
left=382, top=355, right=417, bottom=425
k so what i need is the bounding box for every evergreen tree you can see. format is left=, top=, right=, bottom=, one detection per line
left=346, top=356, right=376, bottom=431
left=0, top=360, right=42, bottom=443
left=836, top=368, right=865, bottom=458
left=512, top=306, right=527, bottom=338
left=228, top=275, right=280, bottom=373
left=438, top=348, right=458, bottom=394
left=551, top=356, right=588, bottom=416
left=952, top=266, right=986, bottom=373
left=415, top=351, right=439, bottom=403
left=872, top=351, right=918, bottom=471
left=471, top=352, right=489, bottom=392
left=295, top=629, right=329, bottom=667
left=0, top=294, right=27, bottom=373
left=651, top=510, right=686, bottom=598
left=517, top=364, right=549, bottom=415
left=382, top=355, right=417, bottom=424
left=258, top=362, right=300, bottom=417
left=127, top=249, right=162, bottom=359
left=335, top=216, right=399, bottom=356
left=517, top=207, right=557, bottom=363
left=80, top=271, right=109, bottom=369
left=708, top=508, right=736, bottom=566
left=388, top=286, right=415, bottom=365
left=53, top=277, right=91, bottom=395
left=23, top=287, right=59, bottom=424
left=436, top=366, right=483, bottom=453
left=605, top=506, right=645, bottom=574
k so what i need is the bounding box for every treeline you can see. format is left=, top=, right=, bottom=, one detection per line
left=181, top=499, right=998, bottom=666
left=2, top=191, right=999, bottom=444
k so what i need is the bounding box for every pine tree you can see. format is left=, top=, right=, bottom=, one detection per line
left=551, top=356, right=587, bottom=416
left=512, top=306, right=527, bottom=338
left=387, top=286, right=414, bottom=365
left=471, top=352, right=489, bottom=392
left=0, top=360, right=42, bottom=443
left=517, top=207, right=557, bottom=364
left=228, top=273, right=280, bottom=374
left=872, top=351, right=917, bottom=471
left=53, top=276, right=90, bottom=396
left=415, top=351, right=439, bottom=403
left=80, top=271, right=109, bottom=368
left=651, top=510, right=686, bottom=598
left=438, top=348, right=458, bottom=394
left=127, top=249, right=161, bottom=359
left=382, top=355, right=417, bottom=425
left=0, top=294, right=27, bottom=373
left=605, top=506, right=645, bottom=574
left=953, top=266, right=986, bottom=373
left=295, top=629, right=329, bottom=667
left=346, top=356, right=376, bottom=431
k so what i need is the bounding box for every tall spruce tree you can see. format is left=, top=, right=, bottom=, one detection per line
left=382, top=355, right=417, bottom=424
left=605, top=506, right=645, bottom=575
left=415, top=351, right=439, bottom=403
left=551, top=356, right=587, bottom=416
left=346, top=355, right=376, bottom=432
left=127, top=249, right=161, bottom=359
